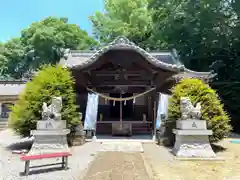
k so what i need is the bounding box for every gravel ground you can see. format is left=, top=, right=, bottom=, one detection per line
left=0, top=129, right=101, bottom=180
left=0, top=130, right=147, bottom=180
left=2, top=129, right=240, bottom=180
left=143, top=138, right=240, bottom=180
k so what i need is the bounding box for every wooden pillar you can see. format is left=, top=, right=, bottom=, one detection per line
left=147, top=95, right=152, bottom=121
left=153, top=100, right=157, bottom=138
left=120, top=93, right=122, bottom=128
left=153, top=92, right=159, bottom=140
left=0, top=102, right=2, bottom=117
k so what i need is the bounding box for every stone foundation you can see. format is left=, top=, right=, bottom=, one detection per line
left=172, top=133, right=216, bottom=157
left=27, top=129, right=70, bottom=156
left=172, top=120, right=216, bottom=158
left=72, top=135, right=86, bottom=146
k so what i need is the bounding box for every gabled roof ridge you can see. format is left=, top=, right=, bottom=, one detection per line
left=67, top=36, right=184, bottom=72
left=70, top=50, right=173, bottom=54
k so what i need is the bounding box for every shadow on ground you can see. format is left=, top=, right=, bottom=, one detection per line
left=211, top=144, right=227, bottom=153
left=19, top=166, right=70, bottom=176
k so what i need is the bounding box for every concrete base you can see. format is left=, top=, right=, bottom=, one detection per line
left=172, top=132, right=216, bottom=158
left=152, top=135, right=156, bottom=141
left=27, top=129, right=70, bottom=156
left=92, top=135, right=97, bottom=141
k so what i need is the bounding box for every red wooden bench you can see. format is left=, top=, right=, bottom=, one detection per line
left=20, top=152, right=72, bottom=175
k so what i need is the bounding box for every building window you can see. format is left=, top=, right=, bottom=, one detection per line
left=1, top=103, right=13, bottom=118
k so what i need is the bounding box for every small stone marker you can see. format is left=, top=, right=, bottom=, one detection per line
left=192, top=122, right=197, bottom=128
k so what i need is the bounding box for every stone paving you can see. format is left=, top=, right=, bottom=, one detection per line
left=80, top=141, right=150, bottom=180
left=81, top=152, right=151, bottom=180
left=99, top=141, right=144, bottom=152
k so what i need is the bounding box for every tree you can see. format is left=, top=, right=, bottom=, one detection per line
left=208, top=1, right=240, bottom=132
left=150, top=0, right=231, bottom=71
left=20, top=17, right=98, bottom=74
left=0, top=42, right=7, bottom=76
left=90, top=0, right=154, bottom=49
left=0, top=38, right=26, bottom=78
left=0, top=17, right=98, bottom=78
left=150, top=0, right=240, bottom=133
left=9, top=65, right=80, bottom=136
left=167, top=78, right=231, bottom=144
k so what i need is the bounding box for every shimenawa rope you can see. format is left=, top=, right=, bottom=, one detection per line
left=86, top=87, right=156, bottom=101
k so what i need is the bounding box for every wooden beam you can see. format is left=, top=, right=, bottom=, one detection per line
left=91, top=71, right=151, bottom=76
left=88, top=80, right=151, bottom=86
left=96, top=87, right=147, bottom=93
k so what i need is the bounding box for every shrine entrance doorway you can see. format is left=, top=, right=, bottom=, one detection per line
left=109, top=93, right=133, bottom=120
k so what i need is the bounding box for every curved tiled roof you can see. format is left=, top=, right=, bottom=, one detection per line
left=0, top=81, right=26, bottom=96
left=166, top=71, right=215, bottom=83
left=60, top=37, right=185, bottom=72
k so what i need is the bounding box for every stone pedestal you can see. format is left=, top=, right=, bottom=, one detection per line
left=172, top=119, right=216, bottom=158
left=27, top=120, right=70, bottom=156
left=72, top=125, right=85, bottom=146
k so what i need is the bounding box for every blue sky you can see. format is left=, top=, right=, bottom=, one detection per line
left=0, top=0, right=104, bottom=42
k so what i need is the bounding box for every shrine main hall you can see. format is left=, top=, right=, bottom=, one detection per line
left=0, top=37, right=212, bottom=135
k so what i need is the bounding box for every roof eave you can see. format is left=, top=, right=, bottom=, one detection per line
left=63, top=36, right=184, bottom=72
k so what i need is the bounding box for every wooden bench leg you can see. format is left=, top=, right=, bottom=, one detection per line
left=62, top=157, right=65, bottom=169
left=24, top=160, right=30, bottom=175
left=64, top=157, right=68, bottom=170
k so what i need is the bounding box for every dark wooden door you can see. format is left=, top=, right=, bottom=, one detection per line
left=122, top=93, right=133, bottom=119
left=109, top=93, right=120, bottom=119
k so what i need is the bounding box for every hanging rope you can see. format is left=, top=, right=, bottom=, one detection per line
left=85, top=87, right=156, bottom=101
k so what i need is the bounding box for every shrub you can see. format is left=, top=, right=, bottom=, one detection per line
left=9, top=65, right=80, bottom=136
left=167, top=78, right=231, bottom=144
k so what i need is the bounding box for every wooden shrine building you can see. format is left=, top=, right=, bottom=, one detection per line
left=59, top=37, right=212, bottom=137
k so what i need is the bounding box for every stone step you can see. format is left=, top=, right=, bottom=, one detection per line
left=96, top=123, right=152, bottom=135
left=132, top=124, right=152, bottom=134
left=0, top=121, right=8, bottom=130
left=0, top=121, right=8, bottom=124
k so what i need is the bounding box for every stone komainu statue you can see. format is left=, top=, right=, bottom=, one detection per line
left=180, top=97, right=201, bottom=120
left=42, top=97, right=62, bottom=121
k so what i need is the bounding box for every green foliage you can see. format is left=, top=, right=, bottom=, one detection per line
left=150, top=0, right=231, bottom=71
left=9, top=65, right=80, bottom=136
left=90, top=0, right=154, bottom=49
left=0, top=38, right=26, bottom=78
left=0, top=17, right=98, bottom=78
left=168, top=78, right=231, bottom=143
left=0, top=1, right=240, bottom=134
left=149, top=0, right=240, bottom=133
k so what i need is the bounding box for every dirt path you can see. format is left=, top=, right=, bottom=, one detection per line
left=81, top=152, right=151, bottom=180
